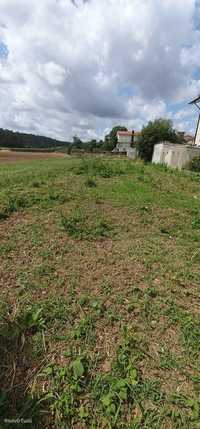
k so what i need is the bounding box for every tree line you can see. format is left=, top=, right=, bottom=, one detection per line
left=0, top=128, right=70, bottom=149
left=0, top=119, right=181, bottom=159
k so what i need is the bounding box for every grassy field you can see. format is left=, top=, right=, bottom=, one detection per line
left=1, top=156, right=200, bottom=428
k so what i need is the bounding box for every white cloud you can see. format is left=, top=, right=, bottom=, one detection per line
left=0, top=0, right=199, bottom=140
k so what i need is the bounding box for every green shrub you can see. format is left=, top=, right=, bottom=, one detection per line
left=137, top=118, right=180, bottom=162
left=85, top=177, right=97, bottom=188
left=189, top=157, right=200, bottom=172
left=72, top=158, right=126, bottom=178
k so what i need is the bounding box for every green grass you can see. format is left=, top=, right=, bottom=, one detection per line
left=1, top=156, right=200, bottom=428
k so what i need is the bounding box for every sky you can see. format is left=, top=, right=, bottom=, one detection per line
left=0, top=0, right=200, bottom=142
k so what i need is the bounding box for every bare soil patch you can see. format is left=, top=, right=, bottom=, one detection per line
left=0, top=150, right=66, bottom=163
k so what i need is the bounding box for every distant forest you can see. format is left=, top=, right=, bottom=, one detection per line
left=0, top=128, right=70, bottom=149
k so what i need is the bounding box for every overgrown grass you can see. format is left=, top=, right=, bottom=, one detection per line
left=1, top=155, right=200, bottom=427
left=61, top=207, right=114, bottom=240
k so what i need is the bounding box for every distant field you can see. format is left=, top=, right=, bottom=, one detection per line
left=0, top=149, right=66, bottom=163
left=1, top=156, right=200, bottom=428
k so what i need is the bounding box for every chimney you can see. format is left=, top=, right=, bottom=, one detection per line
left=131, top=130, right=134, bottom=144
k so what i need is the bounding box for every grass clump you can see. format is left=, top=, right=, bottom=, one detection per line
left=85, top=177, right=97, bottom=188
left=72, top=157, right=128, bottom=178
left=166, top=302, right=200, bottom=359
left=0, top=302, right=47, bottom=424
left=61, top=207, right=114, bottom=240
left=0, top=195, right=30, bottom=220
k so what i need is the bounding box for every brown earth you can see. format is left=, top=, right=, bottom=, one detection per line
left=0, top=150, right=66, bottom=163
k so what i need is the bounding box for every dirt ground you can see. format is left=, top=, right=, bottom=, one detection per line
left=0, top=150, right=66, bottom=163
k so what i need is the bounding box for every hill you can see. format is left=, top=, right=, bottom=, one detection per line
left=0, top=156, right=200, bottom=428
left=0, top=128, right=70, bottom=149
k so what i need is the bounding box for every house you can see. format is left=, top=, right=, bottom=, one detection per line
left=189, top=95, right=200, bottom=146
left=176, top=131, right=194, bottom=145
left=114, top=130, right=141, bottom=153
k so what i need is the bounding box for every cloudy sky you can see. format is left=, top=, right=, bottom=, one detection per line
left=0, top=0, right=200, bottom=141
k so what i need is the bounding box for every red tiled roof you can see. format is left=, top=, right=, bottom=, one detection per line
left=117, top=131, right=133, bottom=136
left=117, top=131, right=141, bottom=136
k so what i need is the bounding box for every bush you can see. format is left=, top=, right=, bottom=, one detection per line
left=85, top=178, right=97, bottom=188
left=72, top=158, right=126, bottom=178
left=137, top=119, right=179, bottom=162
left=189, top=157, right=200, bottom=172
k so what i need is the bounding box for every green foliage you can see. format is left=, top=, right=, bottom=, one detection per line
left=0, top=127, right=70, bottom=149
left=166, top=302, right=200, bottom=359
left=189, top=157, right=200, bottom=172
left=105, top=125, right=127, bottom=151
left=85, top=177, right=97, bottom=187
left=137, top=118, right=179, bottom=161
left=72, top=157, right=127, bottom=177
left=70, top=357, right=85, bottom=379
left=0, top=195, right=30, bottom=220
left=61, top=208, right=114, bottom=240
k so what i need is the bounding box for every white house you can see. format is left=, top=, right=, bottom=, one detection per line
left=195, top=116, right=200, bottom=146
left=114, top=130, right=140, bottom=153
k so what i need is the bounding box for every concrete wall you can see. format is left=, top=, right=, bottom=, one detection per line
left=127, top=148, right=137, bottom=159
left=152, top=142, right=200, bottom=169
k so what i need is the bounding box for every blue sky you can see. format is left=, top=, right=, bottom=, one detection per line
left=0, top=0, right=200, bottom=141
left=0, top=42, right=8, bottom=59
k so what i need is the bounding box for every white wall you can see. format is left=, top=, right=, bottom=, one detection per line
left=152, top=142, right=200, bottom=169
left=117, top=135, right=132, bottom=143
left=195, top=116, right=200, bottom=147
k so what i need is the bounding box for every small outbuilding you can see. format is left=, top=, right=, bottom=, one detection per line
left=152, top=142, right=200, bottom=170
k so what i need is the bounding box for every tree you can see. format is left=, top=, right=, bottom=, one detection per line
left=67, top=143, right=73, bottom=155
left=105, top=125, right=127, bottom=151
left=73, top=135, right=83, bottom=149
left=137, top=119, right=179, bottom=162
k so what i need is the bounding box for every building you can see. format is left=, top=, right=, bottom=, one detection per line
left=152, top=142, right=200, bottom=170
left=176, top=131, right=194, bottom=145
left=194, top=116, right=200, bottom=146
left=189, top=95, right=200, bottom=146
left=114, top=130, right=141, bottom=153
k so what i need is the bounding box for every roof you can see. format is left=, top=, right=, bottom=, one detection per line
left=117, top=131, right=133, bottom=136
left=117, top=131, right=141, bottom=136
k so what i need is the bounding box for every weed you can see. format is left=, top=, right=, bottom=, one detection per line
left=72, top=315, right=96, bottom=344
left=85, top=177, right=97, bottom=188
left=61, top=208, right=114, bottom=240
left=166, top=302, right=200, bottom=359
left=192, top=218, right=200, bottom=229
left=159, top=347, right=178, bottom=370
left=72, top=157, right=127, bottom=178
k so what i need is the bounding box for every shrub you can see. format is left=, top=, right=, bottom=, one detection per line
left=137, top=119, right=179, bottom=162
left=189, top=157, right=200, bottom=172
left=72, top=158, right=126, bottom=178
left=85, top=177, right=97, bottom=188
